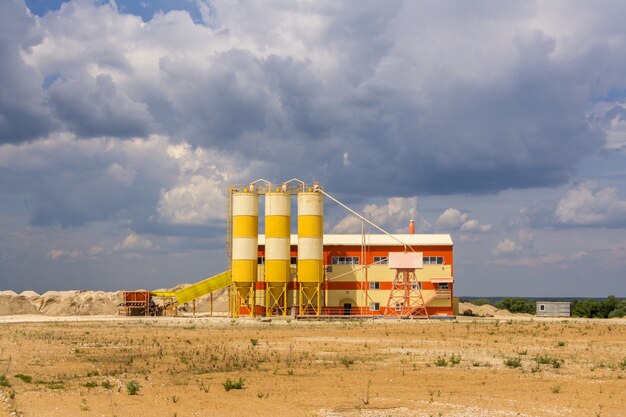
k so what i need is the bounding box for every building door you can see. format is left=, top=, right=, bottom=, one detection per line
left=343, top=303, right=351, bottom=316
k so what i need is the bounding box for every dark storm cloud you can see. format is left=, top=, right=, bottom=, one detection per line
left=48, top=74, right=153, bottom=138
left=151, top=2, right=606, bottom=198
left=0, top=136, right=173, bottom=227
left=1, top=0, right=625, bottom=231
left=161, top=49, right=273, bottom=143
left=0, top=0, right=54, bottom=143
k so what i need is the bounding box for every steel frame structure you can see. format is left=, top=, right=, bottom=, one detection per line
left=384, top=268, right=430, bottom=318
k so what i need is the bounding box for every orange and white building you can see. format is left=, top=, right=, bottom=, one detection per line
left=255, top=232, right=455, bottom=317
left=228, top=181, right=455, bottom=318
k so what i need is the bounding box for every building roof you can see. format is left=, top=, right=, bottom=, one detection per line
left=258, top=234, right=453, bottom=246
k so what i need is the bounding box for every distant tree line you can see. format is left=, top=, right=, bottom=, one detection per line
left=571, top=296, right=625, bottom=318
left=461, top=296, right=625, bottom=318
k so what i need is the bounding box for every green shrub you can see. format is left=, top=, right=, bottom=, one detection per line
left=572, top=296, right=626, bottom=318
left=496, top=298, right=535, bottom=314
left=340, top=357, right=355, bottom=368
left=250, top=338, right=259, bottom=346
left=101, top=380, right=113, bottom=390
left=14, top=374, right=32, bottom=383
left=435, top=357, right=447, bottom=367
left=83, top=382, right=98, bottom=388
left=535, top=355, right=563, bottom=368
left=126, top=380, right=141, bottom=395
left=552, top=358, right=563, bottom=368
left=222, top=377, right=244, bottom=391
left=0, top=375, right=11, bottom=388
left=450, top=354, right=461, bottom=365
left=504, top=357, right=522, bottom=368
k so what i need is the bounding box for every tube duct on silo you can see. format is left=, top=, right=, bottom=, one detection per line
left=232, top=190, right=258, bottom=297
left=297, top=190, right=323, bottom=285
left=265, top=190, right=291, bottom=285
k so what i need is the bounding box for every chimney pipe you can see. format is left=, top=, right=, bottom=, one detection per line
left=409, top=219, right=415, bottom=234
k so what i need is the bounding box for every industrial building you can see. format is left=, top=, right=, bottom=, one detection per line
left=228, top=180, right=455, bottom=318
left=122, top=179, right=455, bottom=319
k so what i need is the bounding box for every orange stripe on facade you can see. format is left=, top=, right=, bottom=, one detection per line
left=325, top=281, right=439, bottom=290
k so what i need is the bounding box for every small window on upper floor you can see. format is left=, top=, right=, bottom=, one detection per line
left=373, top=256, right=388, bottom=265
left=290, top=257, right=297, bottom=265
left=423, top=256, right=444, bottom=265
left=258, top=257, right=265, bottom=265
left=369, top=281, right=380, bottom=290
left=540, top=304, right=545, bottom=311
left=369, top=302, right=380, bottom=311
left=331, top=256, right=359, bottom=265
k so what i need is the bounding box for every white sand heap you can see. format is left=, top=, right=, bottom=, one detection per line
left=0, top=286, right=229, bottom=316
left=458, top=302, right=526, bottom=317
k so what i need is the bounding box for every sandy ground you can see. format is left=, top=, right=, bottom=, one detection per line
left=0, top=316, right=624, bottom=417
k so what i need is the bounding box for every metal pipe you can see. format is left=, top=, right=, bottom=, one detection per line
left=318, top=189, right=415, bottom=252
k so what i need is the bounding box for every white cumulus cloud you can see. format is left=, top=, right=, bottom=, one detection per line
left=114, top=233, right=156, bottom=251
left=436, top=208, right=491, bottom=233
left=492, top=230, right=533, bottom=256
left=555, top=181, right=626, bottom=226
left=332, top=197, right=429, bottom=234
left=46, top=249, right=82, bottom=260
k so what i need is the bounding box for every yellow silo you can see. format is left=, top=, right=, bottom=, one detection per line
left=297, top=188, right=323, bottom=315
left=264, top=189, right=291, bottom=315
left=232, top=190, right=258, bottom=316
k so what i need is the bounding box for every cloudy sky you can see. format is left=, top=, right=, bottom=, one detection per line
left=2, top=0, right=626, bottom=296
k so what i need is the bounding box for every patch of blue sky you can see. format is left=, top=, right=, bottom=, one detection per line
left=25, top=0, right=204, bottom=23
left=24, top=0, right=66, bottom=16
left=591, top=86, right=626, bottom=103
left=42, top=73, right=61, bottom=90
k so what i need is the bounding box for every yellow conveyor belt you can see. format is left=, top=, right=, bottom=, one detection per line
left=151, top=270, right=231, bottom=305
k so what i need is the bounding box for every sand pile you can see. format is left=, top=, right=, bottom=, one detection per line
left=0, top=285, right=229, bottom=316
left=0, top=290, right=122, bottom=316
left=0, top=292, right=40, bottom=315
left=37, top=291, right=122, bottom=315
left=459, top=302, right=515, bottom=317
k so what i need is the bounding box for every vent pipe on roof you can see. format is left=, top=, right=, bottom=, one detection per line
left=409, top=219, right=415, bottom=234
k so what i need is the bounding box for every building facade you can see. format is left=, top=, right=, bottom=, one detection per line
left=254, top=233, right=455, bottom=317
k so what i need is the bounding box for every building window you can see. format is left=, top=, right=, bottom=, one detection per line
left=423, top=256, right=444, bottom=265
left=331, top=256, right=360, bottom=265
left=369, top=281, right=380, bottom=290
left=290, top=257, right=297, bottom=265
left=257, top=257, right=265, bottom=264
left=325, top=266, right=333, bottom=273
left=437, top=283, right=449, bottom=290
left=369, top=302, right=380, bottom=311
left=540, top=304, right=545, bottom=311
left=411, top=282, right=422, bottom=290
left=395, top=302, right=404, bottom=311
left=373, top=256, right=388, bottom=265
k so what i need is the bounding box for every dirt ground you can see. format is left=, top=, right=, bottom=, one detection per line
left=0, top=316, right=624, bottom=417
